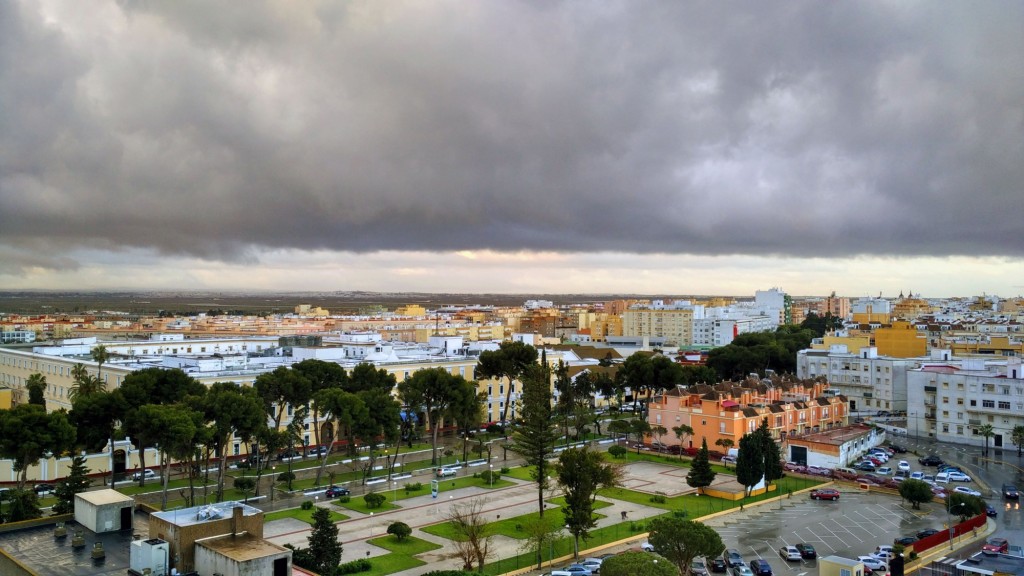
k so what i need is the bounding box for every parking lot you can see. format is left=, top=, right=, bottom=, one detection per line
left=703, top=487, right=947, bottom=576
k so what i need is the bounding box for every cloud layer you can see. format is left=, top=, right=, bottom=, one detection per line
left=1, top=1, right=1022, bottom=290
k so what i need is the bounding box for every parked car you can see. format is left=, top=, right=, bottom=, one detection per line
left=325, top=485, right=350, bottom=498
left=580, top=558, right=604, bottom=573
left=894, top=536, right=918, bottom=546
left=540, top=572, right=572, bottom=576
left=307, top=445, right=329, bottom=457
left=983, top=537, right=1009, bottom=555
left=132, top=469, right=157, bottom=481
left=790, top=543, right=815, bottom=559
left=641, top=542, right=655, bottom=552
left=919, top=455, right=943, bottom=466
left=876, top=467, right=893, bottom=475
left=916, top=529, right=940, bottom=540
left=947, top=472, right=972, bottom=482
left=731, top=567, right=754, bottom=576
left=889, top=444, right=907, bottom=453
left=854, top=461, right=876, bottom=471
left=810, top=488, right=840, bottom=501
left=749, top=559, right=772, bottom=576
left=724, top=549, right=745, bottom=568
left=276, top=448, right=302, bottom=460
left=721, top=456, right=738, bottom=465
left=709, top=558, right=728, bottom=573
left=953, top=486, right=982, bottom=497
left=33, top=483, right=56, bottom=495
left=910, top=471, right=925, bottom=480
left=779, top=546, right=802, bottom=562
left=691, top=559, right=709, bottom=576
left=897, top=460, right=911, bottom=472
left=1004, top=484, right=1019, bottom=499
left=562, top=565, right=593, bottom=576
left=857, top=556, right=887, bottom=572
left=874, top=545, right=896, bottom=561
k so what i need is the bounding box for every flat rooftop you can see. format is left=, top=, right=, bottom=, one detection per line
left=790, top=425, right=873, bottom=446
left=957, top=552, right=1024, bottom=576
left=150, top=500, right=261, bottom=527
left=0, top=511, right=149, bottom=576
left=197, top=532, right=289, bottom=562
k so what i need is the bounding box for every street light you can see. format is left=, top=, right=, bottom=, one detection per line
left=947, top=501, right=966, bottom=549
left=393, top=480, right=398, bottom=504
left=489, top=464, right=493, bottom=487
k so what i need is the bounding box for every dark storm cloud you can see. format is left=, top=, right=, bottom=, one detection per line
left=1, top=1, right=1022, bottom=273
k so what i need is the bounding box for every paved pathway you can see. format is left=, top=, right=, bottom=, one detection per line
left=264, top=465, right=668, bottom=575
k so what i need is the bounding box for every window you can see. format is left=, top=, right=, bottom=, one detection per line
left=999, top=401, right=1011, bottom=410
left=957, top=425, right=964, bottom=435
left=942, top=397, right=949, bottom=404
left=983, top=400, right=995, bottom=408
left=719, top=423, right=726, bottom=433
left=957, top=398, right=964, bottom=405
left=957, top=412, right=963, bottom=420
left=942, top=411, right=949, bottom=418
left=970, top=400, right=977, bottom=407
left=840, top=569, right=852, bottom=576
left=942, top=424, right=949, bottom=433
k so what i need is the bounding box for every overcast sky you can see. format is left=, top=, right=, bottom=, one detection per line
left=2, top=1, right=1022, bottom=298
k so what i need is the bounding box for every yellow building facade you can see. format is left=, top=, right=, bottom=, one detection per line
left=874, top=321, right=927, bottom=358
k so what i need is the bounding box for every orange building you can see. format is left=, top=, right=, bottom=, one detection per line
left=874, top=320, right=927, bottom=357
left=647, top=377, right=848, bottom=450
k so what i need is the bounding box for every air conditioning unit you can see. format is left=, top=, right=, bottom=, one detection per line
left=130, top=538, right=168, bottom=576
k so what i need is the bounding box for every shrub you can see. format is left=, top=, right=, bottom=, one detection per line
left=363, top=492, right=386, bottom=509
left=301, top=500, right=314, bottom=510
left=608, top=445, right=628, bottom=459
left=649, top=494, right=667, bottom=504
left=672, top=510, right=688, bottom=518
left=479, top=470, right=500, bottom=484
left=404, top=482, right=423, bottom=493
left=337, top=558, right=372, bottom=574
left=337, top=495, right=350, bottom=503
left=500, top=467, right=510, bottom=474
left=387, top=521, right=412, bottom=541
left=276, top=471, right=295, bottom=482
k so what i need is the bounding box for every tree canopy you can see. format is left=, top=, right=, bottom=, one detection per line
left=647, top=517, right=724, bottom=575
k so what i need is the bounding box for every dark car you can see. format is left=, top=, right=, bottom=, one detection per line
left=710, top=558, right=728, bottom=573
left=1004, top=484, right=1019, bottom=499
left=888, top=444, right=907, bottom=453
left=810, top=488, right=840, bottom=501
left=795, top=543, right=817, bottom=559
left=986, top=505, right=998, bottom=518
left=749, top=559, right=773, bottom=576
left=916, top=529, right=940, bottom=540
left=854, top=461, right=877, bottom=471
left=277, top=448, right=302, bottom=460
left=33, top=483, right=56, bottom=495
left=918, top=455, right=943, bottom=466
left=724, top=549, right=744, bottom=568
left=325, top=485, right=350, bottom=498
left=894, top=536, right=917, bottom=546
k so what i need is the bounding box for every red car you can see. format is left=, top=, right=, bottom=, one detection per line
left=982, top=538, right=1009, bottom=554
left=810, top=488, right=840, bottom=501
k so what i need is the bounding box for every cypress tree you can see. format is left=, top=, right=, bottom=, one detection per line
left=686, top=438, right=716, bottom=494
left=52, top=456, right=91, bottom=515
left=307, top=507, right=342, bottom=575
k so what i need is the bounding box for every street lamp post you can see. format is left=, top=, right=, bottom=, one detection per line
left=947, top=501, right=966, bottom=549
left=393, top=480, right=398, bottom=504
left=489, top=464, right=493, bottom=487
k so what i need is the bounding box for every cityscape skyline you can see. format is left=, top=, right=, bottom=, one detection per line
left=1, top=2, right=1022, bottom=296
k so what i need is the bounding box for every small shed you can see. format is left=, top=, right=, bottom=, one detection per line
left=74, top=489, right=134, bottom=533
left=819, top=555, right=865, bottom=576
left=194, top=532, right=291, bottom=576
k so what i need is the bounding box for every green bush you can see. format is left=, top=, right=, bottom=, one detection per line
left=649, top=494, right=666, bottom=503
left=277, top=471, right=296, bottom=482
left=301, top=500, right=314, bottom=510
left=336, top=495, right=350, bottom=503
left=404, top=482, right=423, bottom=493
left=500, top=467, right=510, bottom=474
left=337, top=558, right=372, bottom=574
left=363, top=492, right=386, bottom=509
left=479, top=470, right=500, bottom=484
left=387, top=521, right=412, bottom=541
left=608, top=445, right=628, bottom=458
left=672, top=510, right=687, bottom=518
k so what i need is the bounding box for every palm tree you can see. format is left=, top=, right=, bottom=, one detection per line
left=90, top=344, right=110, bottom=380
left=68, top=364, right=105, bottom=402
left=978, top=424, right=995, bottom=456
left=1012, top=425, right=1024, bottom=457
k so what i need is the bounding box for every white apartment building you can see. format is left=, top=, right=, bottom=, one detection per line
left=907, top=355, right=1024, bottom=446
left=692, top=315, right=775, bottom=348
left=796, top=346, right=913, bottom=414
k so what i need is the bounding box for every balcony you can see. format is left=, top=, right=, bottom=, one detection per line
left=969, top=418, right=982, bottom=426
left=924, top=386, right=937, bottom=392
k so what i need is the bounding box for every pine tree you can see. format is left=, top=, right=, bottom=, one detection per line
left=52, top=456, right=91, bottom=514
left=686, top=438, right=716, bottom=494
left=508, top=363, right=558, bottom=520
left=307, top=507, right=342, bottom=575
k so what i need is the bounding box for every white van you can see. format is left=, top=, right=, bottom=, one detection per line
left=935, top=472, right=951, bottom=483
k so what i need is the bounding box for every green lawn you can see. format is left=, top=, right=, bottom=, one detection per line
left=599, top=475, right=822, bottom=516
left=421, top=499, right=611, bottom=541
left=264, top=506, right=348, bottom=525
left=355, top=534, right=442, bottom=576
